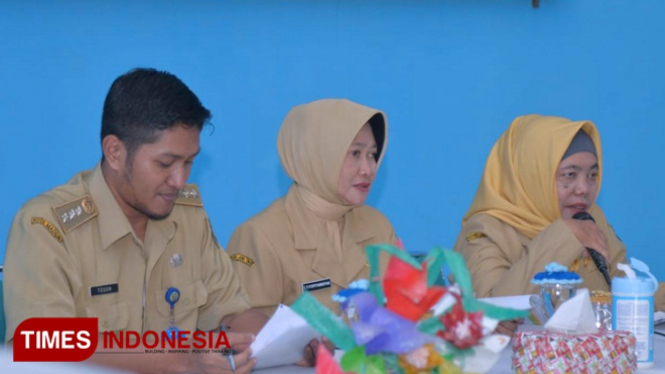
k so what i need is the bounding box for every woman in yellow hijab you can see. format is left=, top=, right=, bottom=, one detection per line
left=227, top=99, right=396, bottom=316
left=454, top=114, right=628, bottom=298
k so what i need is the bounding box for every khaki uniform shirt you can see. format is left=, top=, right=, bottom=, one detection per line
left=227, top=188, right=396, bottom=316
left=3, top=165, right=249, bottom=343
left=454, top=211, right=629, bottom=298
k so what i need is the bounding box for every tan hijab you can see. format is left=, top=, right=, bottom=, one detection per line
left=277, top=99, right=388, bottom=258
left=463, top=114, right=603, bottom=239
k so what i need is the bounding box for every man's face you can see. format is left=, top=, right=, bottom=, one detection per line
left=117, top=125, right=201, bottom=220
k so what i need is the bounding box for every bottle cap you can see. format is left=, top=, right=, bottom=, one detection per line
left=612, top=276, right=656, bottom=295
left=614, top=257, right=658, bottom=294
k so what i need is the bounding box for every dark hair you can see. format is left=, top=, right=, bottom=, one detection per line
left=368, top=113, right=385, bottom=162
left=101, top=68, right=211, bottom=161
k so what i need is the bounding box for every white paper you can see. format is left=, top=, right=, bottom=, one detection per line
left=250, top=304, right=320, bottom=369
left=479, top=294, right=532, bottom=310
left=544, top=288, right=598, bottom=334
left=458, top=335, right=511, bottom=373
left=431, top=292, right=458, bottom=315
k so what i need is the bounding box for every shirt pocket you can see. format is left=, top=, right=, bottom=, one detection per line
left=86, top=302, right=129, bottom=332
left=155, top=279, right=208, bottom=320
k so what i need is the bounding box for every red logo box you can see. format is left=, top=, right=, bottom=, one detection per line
left=13, top=318, right=99, bottom=362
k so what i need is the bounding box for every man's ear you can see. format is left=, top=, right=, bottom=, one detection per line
left=102, top=135, right=127, bottom=172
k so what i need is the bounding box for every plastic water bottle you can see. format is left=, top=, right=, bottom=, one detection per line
left=611, top=258, right=658, bottom=369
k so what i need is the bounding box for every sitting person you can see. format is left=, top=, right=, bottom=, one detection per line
left=454, top=114, right=664, bottom=311
left=3, top=68, right=317, bottom=373
left=227, top=98, right=396, bottom=316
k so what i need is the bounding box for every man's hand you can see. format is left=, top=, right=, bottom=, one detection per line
left=494, top=319, right=523, bottom=337
left=295, top=337, right=335, bottom=367
left=563, top=218, right=609, bottom=262
left=187, top=332, right=256, bottom=374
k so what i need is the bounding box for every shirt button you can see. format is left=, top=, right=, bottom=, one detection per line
left=183, top=299, right=190, bottom=306
left=102, top=320, right=110, bottom=329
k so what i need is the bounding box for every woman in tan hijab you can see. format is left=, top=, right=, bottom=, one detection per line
left=227, top=99, right=396, bottom=317
left=454, top=114, right=631, bottom=299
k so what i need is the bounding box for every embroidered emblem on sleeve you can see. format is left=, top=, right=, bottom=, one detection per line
left=31, top=217, right=64, bottom=242
left=466, top=232, right=486, bottom=242
left=230, top=253, right=255, bottom=267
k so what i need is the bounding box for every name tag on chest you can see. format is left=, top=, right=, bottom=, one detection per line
left=302, top=278, right=332, bottom=292
left=90, top=283, right=119, bottom=296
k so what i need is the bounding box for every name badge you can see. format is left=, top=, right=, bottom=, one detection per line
left=90, top=283, right=119, bottom=296
left=302, top=278, right=332, bottom=292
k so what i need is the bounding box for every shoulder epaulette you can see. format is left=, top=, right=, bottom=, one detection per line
left=53, top=194, right=98, bottom=233
left=175, top=184, right=203, bottom=207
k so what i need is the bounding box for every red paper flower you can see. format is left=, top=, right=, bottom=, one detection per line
left=383, top=257, right=447, bottom=321
left=438, top=294, right=483, bottom=350
left=315, top=344, right=351, bottom=374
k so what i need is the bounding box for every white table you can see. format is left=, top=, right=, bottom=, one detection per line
left=255, top=325, right=665, bottom=373
left=0, top=349, right=131, bottom=374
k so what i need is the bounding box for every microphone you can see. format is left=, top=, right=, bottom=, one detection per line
left=572, top=211, right=612, bottom=286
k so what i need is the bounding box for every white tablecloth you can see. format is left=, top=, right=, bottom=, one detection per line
left=0, top=349, right=132, bottom=374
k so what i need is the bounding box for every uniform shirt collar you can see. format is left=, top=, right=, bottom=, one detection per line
left=284, top=185, right=375, bottom=250
left=89, top=163, right=175, bottom=250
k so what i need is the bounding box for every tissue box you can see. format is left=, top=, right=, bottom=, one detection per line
left=512, top=330, right=636, bottom=374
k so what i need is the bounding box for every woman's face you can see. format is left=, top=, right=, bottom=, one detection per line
left=337, top=123, right=378, bottom=206
left=555, top=151, right=599, bottom=219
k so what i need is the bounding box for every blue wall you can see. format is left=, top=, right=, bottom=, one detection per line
left=1, top=0, right=664, bottom=280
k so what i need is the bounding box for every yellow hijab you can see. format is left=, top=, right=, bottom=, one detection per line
left=463, top=114, right=603, bottom=239
left=277, top=99, right=388, bottom=257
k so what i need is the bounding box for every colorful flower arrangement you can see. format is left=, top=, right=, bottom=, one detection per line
left=292, top=244, right=530, bottom=374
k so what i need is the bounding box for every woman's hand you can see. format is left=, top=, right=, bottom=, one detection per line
left=295, top=337, right=335, bottom=367
left=563, top=218, right=609, bottom=262
left=494, top=319, right=523, bottom=337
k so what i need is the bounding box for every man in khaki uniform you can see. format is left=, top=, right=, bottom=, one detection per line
left=5, top=167, right=249, bottom=336
left=3, top=68, right=266, bottom=374
left=228, top=99, right=396, bottom=317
